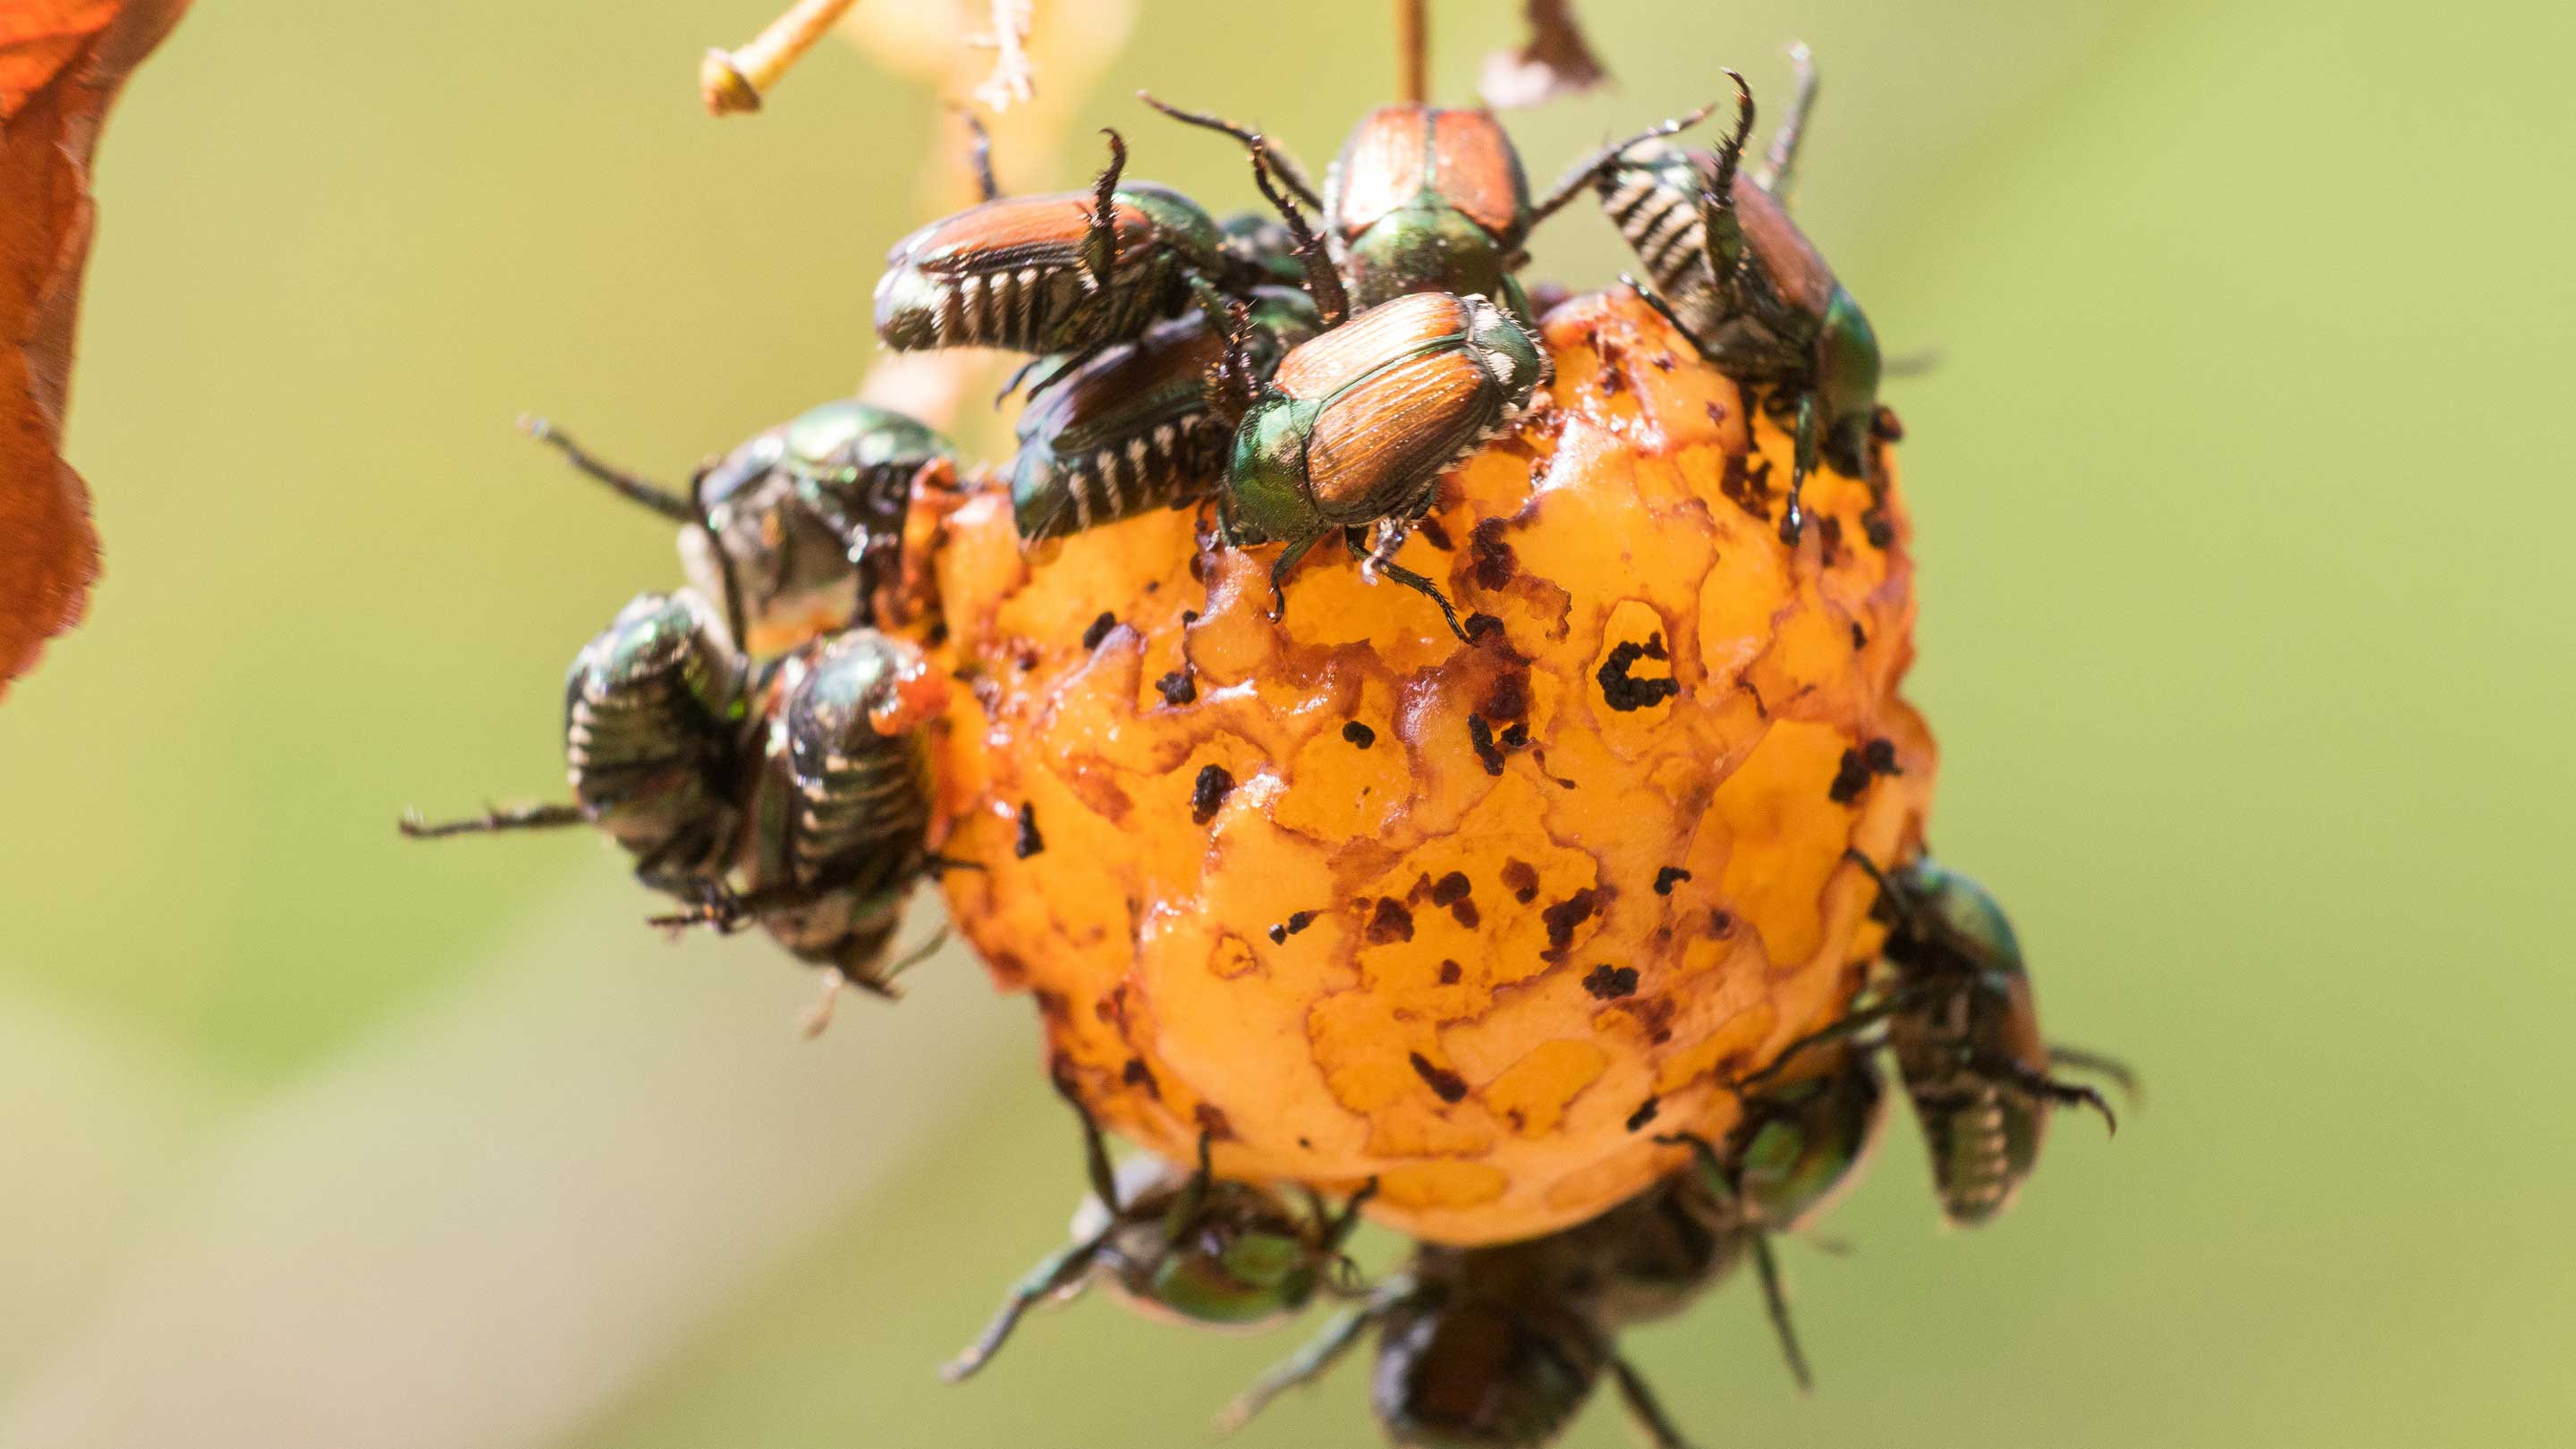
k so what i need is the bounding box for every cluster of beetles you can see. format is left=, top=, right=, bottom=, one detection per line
left=408, top=48, right=2126, bottom=1449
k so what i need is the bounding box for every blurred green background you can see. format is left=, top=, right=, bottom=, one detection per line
left=5, top=0, right=2572, bottom=1444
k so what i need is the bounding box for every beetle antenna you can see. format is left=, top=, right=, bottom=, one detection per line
left=1136, top=91, right=1324, bottom=208
left=1250, top=143, right=1349, bottom=327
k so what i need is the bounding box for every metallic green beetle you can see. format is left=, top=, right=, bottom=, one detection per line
left=399, top=589, right=751, bottom=900
left=1597, top=54, right=1885, bottom=547
left=1659, top=1043, right=1888, bottom=1388
left=876, top=129, right=1267, bottom=358
left=522, top=399, right=957, bottom=645
left=1009, top=284, right=1320, bottom=542
left=1745, top=851, right=2131, bottom=1226
left=401, top=597, right=947, bottom=1020
left=1142, top=92, right=1713, bottom=325
left=1224, top=1180, right=1765, bottom=1449
left=944, top=1098, right=1374, bottom=1381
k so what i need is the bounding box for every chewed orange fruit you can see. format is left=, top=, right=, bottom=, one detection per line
left=918, top=287, right=1936, bottom=1245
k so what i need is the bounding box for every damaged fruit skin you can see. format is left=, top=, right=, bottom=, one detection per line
left=921, top=287, right=1935, bottom=1246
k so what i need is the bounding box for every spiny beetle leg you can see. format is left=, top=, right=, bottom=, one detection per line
left=397, top=801, right=587, bottom=839
left=1526, top=94, right=1727, bottom=234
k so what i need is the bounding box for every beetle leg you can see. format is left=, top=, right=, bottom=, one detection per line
left=396, top=801, right=586, bottom=839
left=1732, top=990, right=1927, bottom=1094
left=954, top=106, right=1001, bottom=201
left=940, top=1230, right=1113, bottom=1383
left=1778, top=389, right=1818, bottom=547
left=2047, top=1045, right=2142, bottom=1106
left=1608, top=1356, right=1701, bottom=1449
left=1974, top=1053, right=2119, bottom=1135
left=1160, top=1130, right=1217, bottom=1246
left=1755, top=41, right=1821, bottom=202
left=784, top=475, right=889, bottom=629
left=1078, top=128, right=1129, bottom=296
left=519, top=414, right=700, bottom=521
left=1749, top=1231, right=1818, bottom=1393
left=1696, top=73, right=1760, bottom=278
left=1621, top=272, right=1706, bottom=358
left=1216, top=1289, right=1401, bottom=1436
left=1524, top=92, right=1727, bottom=235
left=1247, top=142, right=1348, bottom=327
left=1371, top=555, right=1470, bottom=643
left=1054, top=1082, right=1125, bottom=1212
left=1267, top=533, right=1319, bottom=618
left=1318, top=1176, right=1378, bottom=1254
left=1135, top=91, right=1324, bottom=208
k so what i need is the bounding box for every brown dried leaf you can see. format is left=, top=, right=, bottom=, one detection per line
left=0, top=0, right=190, bottom=699
left=1479, top=0, right=1610, bottom=110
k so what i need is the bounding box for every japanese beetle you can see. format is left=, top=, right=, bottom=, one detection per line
left=1211, top=286, right=1545, bottom=638
left=522, top=400, right=958, bottom=649
left=1143, top=93, right=1714, bottom=323
left=714, top=626, right=945, bottom=1004
left=1224, top=1184, right=1738, bottom=1449
left=1659, top=1045, right=1888, bottom=1389
left=1010, top=284, right=1320, bottom=542
left=399, top=589, right=750, bottom=901
left=1596, top=56, right=1883, bottom=546
left=875, top=129, right=1258, bottom=358
left=945, top=1099, right=1373, bottom=1381
left=402, top=597, right=949, bottom=1022
left=1747, top=852, right=2129, bottom=1226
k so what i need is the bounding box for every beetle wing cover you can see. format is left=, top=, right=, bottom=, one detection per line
left=1724, top=173, right=1836, bottom=318
left=1272, top=292, right=1470, bottom=401
left=1303, top=348, right=1492, bottom=514
left=1428, top=108, right=1528, bottom=239
left=1332, top=106, right=1436, bottom=237
left=901, top=192, right=1158, bottom=272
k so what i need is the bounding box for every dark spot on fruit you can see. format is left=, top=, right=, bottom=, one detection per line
left=1827, top=738, right=1902, bottom=803
left=1709, top=910, right=1732, bottom=935
left=1498, top=721, right=1530, bottom=750
left=1850, top=622, right=1868, bottom=651
left=1154, top=668, right=1196, bottom=705
left=1016, top=651, right=1039, bottom=672
left=1736, top=677, right=1768, bottom=717
left=1013, top=802, right=1044, bottom=858
left=1410, top=1053, right=1469, bottom=1104
left=1482, top=671, right=1530, bottom=723
left=1469, top=519, right=1518, bottom=589
left=1468, top=715, right=1505, bottom=775
left=1032, top=988, right=1070, bottom=1023
left=1182, top=608, right=1200, bottom=624
left=1342, top=720, right=1377, bottom=750
left=1719, top=453, right=1772, bottom=521
left=1415, top=517, right=1454, bottom=551
left=1653, top=866, right=1691, bottom=896
left=1625, top=1097, right=1660, bottom=1131
left=1502, top=860, right=1539, bottom=904
left=1451, top=899, right=1481, bottom=929
left=1367, top=897, right=1416, bottom=945
left=1080, top=611, right=1117, bottom=649
left=1463, top=612, right=1505, bottom=643
left=1123, top=1058, right=1158, bottom=1093
left=1438, top=960, right=1462, bottom=984
left=1873, top=403, right=1905, bottom=442
left=1191, top=764, right=1236, bottom=825
left=1194, top=1104, right=1236, bottom=1140
left=1430, top=872, right=1473, bottom=907
left=1862, top=512, right=1894, bottom=549
left=1284, top=910, right=1317, bottom=936
left=1703, top=401, right=1728, bottom=426
left=1540, top=888, right=1601, bottom=960
left=1582, top=964, right=1640, bottom=1000
left=1297, top=1136, right=1313, bottom=1148
left=1597, top=636, right=1682, bottom=711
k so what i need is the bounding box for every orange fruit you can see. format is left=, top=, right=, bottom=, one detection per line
left=917, top=288, right=1935, bottom=1245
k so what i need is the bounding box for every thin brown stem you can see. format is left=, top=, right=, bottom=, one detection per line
left=1395, top=0, right=1428, bottom=106
left=701, top=0, right=867, bottom=116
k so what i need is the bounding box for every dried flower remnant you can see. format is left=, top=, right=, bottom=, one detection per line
left=700, top=0, right=869, bottom=116
left=1480, top=0, right=1612, bottom=109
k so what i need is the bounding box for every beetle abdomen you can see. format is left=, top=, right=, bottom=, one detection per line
left=874, top=191, right=1181, bottom=353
